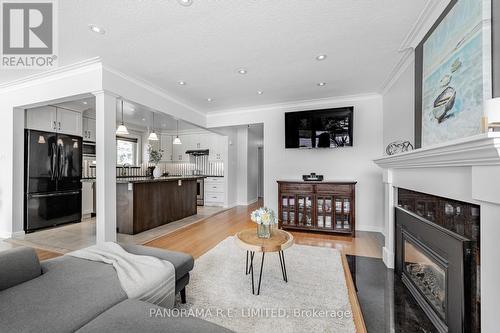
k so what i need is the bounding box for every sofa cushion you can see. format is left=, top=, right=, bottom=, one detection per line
left=0, top=256, right=127, bottom=333
left=0, top=247, right=41, bottom=291
left=119, top=243, right=194, bottom=281
left=76, top=299, right=233, bottom=333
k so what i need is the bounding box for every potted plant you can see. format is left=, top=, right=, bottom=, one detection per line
left=147, top=145, right=163, bottom=178
left=250, top=207, right=277, bottom=239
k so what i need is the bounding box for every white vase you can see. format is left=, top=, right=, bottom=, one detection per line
left=153, top=166, right=162, bottom=178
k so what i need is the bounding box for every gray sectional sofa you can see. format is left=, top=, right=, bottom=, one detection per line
left=0, top=245, right=232, bottom=333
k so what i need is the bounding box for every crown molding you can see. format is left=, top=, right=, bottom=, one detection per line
left=374, top=132, right=500, bottom=169
left=206, top=92, right=381, bottom=117
left=379, top=49, right=415, bottom=95
left=0, top=57, right=103, bottom=92
left=398, top=0, right=452, bottom=51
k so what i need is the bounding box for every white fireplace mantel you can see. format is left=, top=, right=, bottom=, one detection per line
left=374, top=132, right=500, bottom=169
left=373, top=132, right=500, bottom=332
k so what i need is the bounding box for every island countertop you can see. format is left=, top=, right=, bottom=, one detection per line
left=116, top=175, right=205, bottom=184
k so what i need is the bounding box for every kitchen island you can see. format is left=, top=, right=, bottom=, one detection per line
left=116, top=176, right=204, bottom=235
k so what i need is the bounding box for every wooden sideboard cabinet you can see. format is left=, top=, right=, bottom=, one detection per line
left=277, top=180, right=356, bottom=236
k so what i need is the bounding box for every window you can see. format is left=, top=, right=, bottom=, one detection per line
left=116, top=137, right=139, bottom=166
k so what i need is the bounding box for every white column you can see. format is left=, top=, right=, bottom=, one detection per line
left=93, top=91, right=117, bottom=243
left=382, top=168, right=395, bottom=269
left=472, top=165, right=500, bottom=332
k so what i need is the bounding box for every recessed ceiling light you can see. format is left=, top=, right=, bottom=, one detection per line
left=178, top=81, right=186, bottom=85
left=257, top=91, right=263, bottom=95
left=88, top=24, right=105, bottom=35
left=82, top=101, right=88, bottom=105
left=237, top=68, right=247, bottom=75
left=177, top=0, right=193, bottom=6
left=316, top=54, right=327, bottom=61
left=207, top=98, right=213, bottom=102
left=317, top=82, right=327, bottom=87
left=142, top=118, right=146, bottom=121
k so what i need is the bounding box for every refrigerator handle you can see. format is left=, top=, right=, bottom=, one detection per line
left=50, top=143, right=57, bottom=180
left=58, top=144, right=65, bottom=180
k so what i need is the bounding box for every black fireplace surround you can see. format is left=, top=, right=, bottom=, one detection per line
left=396, top=189, right=480, bottom=333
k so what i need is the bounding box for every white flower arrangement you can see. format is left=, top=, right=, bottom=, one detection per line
left=250, top=207, right=277, bottom=226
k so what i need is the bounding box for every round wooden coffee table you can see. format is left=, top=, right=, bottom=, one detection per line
left=235, top=228, right=294, bottom=295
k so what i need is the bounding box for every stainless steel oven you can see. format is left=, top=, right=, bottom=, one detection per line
left=82, top=142, right=96, bottom=156
left=196, top=178, right=204, bottom=206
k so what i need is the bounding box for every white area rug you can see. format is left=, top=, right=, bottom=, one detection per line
left=178, top=237, right=355, bottom=333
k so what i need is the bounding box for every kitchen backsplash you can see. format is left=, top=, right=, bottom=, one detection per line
left=83, top=157, right=224, bottom=178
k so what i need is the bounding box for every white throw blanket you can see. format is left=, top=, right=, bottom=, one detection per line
left=67, top=242, right=176, bottom=308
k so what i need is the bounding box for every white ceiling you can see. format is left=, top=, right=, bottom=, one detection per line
left=1, top=0, right=427, bottom=113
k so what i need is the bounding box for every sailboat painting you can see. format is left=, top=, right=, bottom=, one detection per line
left=421, top=0, right=484, bottom=146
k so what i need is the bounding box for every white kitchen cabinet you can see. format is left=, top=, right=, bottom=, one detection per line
left=82, top=117, right=96, bottom=142
left=26, top=106, right=82, bottom=137
left=81, top=181, right=94, bottom=217
left=209, top=134, right=226, bottom=161
left=204, top=177, right=225, bottom=206
left=25, top=106, right=57, bottom=133
left=172, top=135, right=191, bottom=162
left=160, top=134, right=173, bottom=162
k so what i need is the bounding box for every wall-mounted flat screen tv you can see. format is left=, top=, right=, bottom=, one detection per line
left=285, top=107, right=353, bottom=149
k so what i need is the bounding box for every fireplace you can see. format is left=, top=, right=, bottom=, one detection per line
left=395, top=189, right=480, bottom=333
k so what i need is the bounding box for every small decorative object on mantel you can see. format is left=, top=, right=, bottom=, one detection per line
left=147, top=145, right=163, bottom=178
left=385, top=140, right=414, bottom=156
left=250, top=207, right=278, bottom=239
left=302, top=172, right=324, bottom=181
left=485, top=98, right=500, bottom=132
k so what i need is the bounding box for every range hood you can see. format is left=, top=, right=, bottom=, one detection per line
left=185, top=149, right=209, bottom=156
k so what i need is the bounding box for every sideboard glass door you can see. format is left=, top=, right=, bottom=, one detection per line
left=317, top=196, right=333, bottom=230
left=335, top=198, right=351, bottom=232
left=281, top=195, right=296, bottom=226
left=297, top=195, right=313, bottom=227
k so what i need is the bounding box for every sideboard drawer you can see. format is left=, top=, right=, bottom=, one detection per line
left=316, top=184, right=352, bottom=194
left=279, top=183, right=314, bottom=193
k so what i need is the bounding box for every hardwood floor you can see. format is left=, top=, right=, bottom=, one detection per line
left=35, top=248, right=62, bottom=261
left=146, top=200, right=383, bottom=259
left=146, top=199, right=383, bottom=333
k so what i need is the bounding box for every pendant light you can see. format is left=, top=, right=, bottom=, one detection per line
left=116, top=100, right=129, bottom=135
left=148, top=113, right=159, bottom=141
left=173, top=120, right=182, bottom=145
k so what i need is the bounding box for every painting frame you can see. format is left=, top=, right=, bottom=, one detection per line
left=414, top=0, right=492, bottom=148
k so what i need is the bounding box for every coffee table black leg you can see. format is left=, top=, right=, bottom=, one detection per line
left=246, top=251, right=249, bottom=275
left=256, top=252, right=265, bottom=295
left=280, top=251, right=288, bottom=282
left=249, top=251, right=255, bottom=293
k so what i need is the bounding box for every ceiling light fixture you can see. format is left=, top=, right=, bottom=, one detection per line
left=116, top=100, right=129, bottom=135
left=316, top=54, right=327, bottom=61
left=148, top=113, right=159, bottom=141
left=317, top=82, right=327, bottom=87
left=88, top=24, right=105, bottom=35
left=207, top=98, right=213, bottom=102
left=257, top=91, right=263, bottom=95
left=178, top=81, right=186, bottom=85
left=237, top=68, right=247, bottom=75
left=82, top=101, right=88, bottom=105
left=177, top=0, right=193, bottom=7
left=173, top=120, right=182, bottom=145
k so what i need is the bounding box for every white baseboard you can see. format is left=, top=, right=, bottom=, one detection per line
left=0, top=230, right=25, bottom=239
left=355, top=225, right=384, bottom=233
left=236, top=198, right=258, bottom=206
left=383, top=247, right=395, bottom=269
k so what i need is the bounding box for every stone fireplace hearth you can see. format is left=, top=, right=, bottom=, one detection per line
left=374, top=132, right=500, bottom=332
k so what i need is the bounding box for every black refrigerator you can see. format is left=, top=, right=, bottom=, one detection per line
left=24, top=129, right=82, bottom=232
